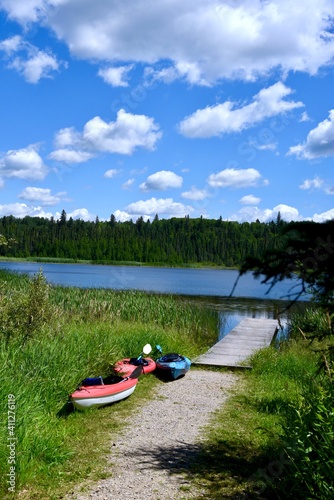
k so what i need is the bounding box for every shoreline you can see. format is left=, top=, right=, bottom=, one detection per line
left=0, top=256, right=238, bottom=271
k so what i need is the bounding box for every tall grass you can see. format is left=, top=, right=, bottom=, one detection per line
left=0, top=269, right=218, bottom=498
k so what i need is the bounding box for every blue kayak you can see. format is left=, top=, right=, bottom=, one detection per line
left=155, top=353, right=191, bottom=380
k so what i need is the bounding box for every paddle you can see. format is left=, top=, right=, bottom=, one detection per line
left=136, top=343, right=152, bottom=361
left=128, top=365, right=143, bottom=379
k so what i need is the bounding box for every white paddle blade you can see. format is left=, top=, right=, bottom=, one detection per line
left=143, top=343, right=152, bottom=355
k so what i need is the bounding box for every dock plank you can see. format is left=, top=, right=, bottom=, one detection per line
left=194, top=318, right=278, bottom=368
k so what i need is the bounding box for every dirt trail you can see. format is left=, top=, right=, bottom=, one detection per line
left=70, top=369, right=238, bottom=500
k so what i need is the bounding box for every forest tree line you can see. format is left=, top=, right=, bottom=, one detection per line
left=0, top=211, right=288, bottom=266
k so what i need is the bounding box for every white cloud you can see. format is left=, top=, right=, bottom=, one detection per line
left=113, top=209, right=132, bottom=222
left=208, top=168, right=262, bottom=188
left=6, top=1, right=333, bottom=85
left=104, top=169, right=120, bottom=178
left=0, top=145, right=47, bottom=180
left=145, top=61, right=209, bottom=86
left=122, top=179, right=135, bottom=189
left=181, top=186, right=208, bottom=201
left=300, top=111, right=310, bottom=122
left=54, top=127, right=82, bottom=148
left=239, top=194, right=261, bottom=205
left=49, top=109, right=162, bottom=160
left=179, top=82, right=303, bottom=138
left=0, top=35, right=22, bottom=54
left=299, top=176, right=324, bottom=190
left=67, top=208, right=95, bottom=221
left=125, top=197, right=193, bottom=217
left=288, top=109, right=334, bottom=159
left=83, top=109, right=161, bottom=154
left=140, top=170, right=183, bottom=191
left=0, top=35, right=63, bottom=83
left=18, top=187, right=68, bottom=206
left=232, top=203, right=300, bottom=222
left=48, top=149, right=95, bottom=164
left=0, top=0, right=55, bottom=24
left=98, top=65, right=133, bottom=87
left=0, top=202, right=53, bottom=218
left=10, top=50, right=60, bottom=83
left=312, top=208, right=334, bottom=222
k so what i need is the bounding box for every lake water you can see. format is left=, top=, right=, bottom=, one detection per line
left=0, top=261, right=309, bottom=339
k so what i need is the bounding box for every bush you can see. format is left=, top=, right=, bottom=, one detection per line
left=278, top=380, right=334, bottom=499
left=0, top=270, right=58, bottom=343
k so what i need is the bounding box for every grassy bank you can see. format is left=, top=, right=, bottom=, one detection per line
left=1, top=269, right=333, bottom=498
left=0, top=269, right=218, bottom=499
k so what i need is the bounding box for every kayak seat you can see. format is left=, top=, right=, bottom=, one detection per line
left=129, top=357, right=149, bottom=366
left=81, top=376, right=104, bottom=386
left=159, top=353, right=183, bottom=363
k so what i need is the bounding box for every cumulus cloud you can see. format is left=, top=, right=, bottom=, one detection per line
left=208, top=168, right=262, bottom=189
left=0, top=145, right=47, bottom=180
left=0, top=34, right=63, bottom=83
left=125, top=197, right=193, bottom=218
left=179, top=82, right=303, bottom=138
left=98, top=65, right=134, bottom=87
left=0, top=202, right=53, bottom=218
left=312, top=208, right=334, bottom=222
left=82, top=110, right=161, bottom=154
left=232, top=203, right=301, bottom=222
left=288, top=109, right=334, bottom=159
left=239, top=194, right=261, bottom=205
left=181, top=186, right=208, bottom=201
left=104, top=169, right=120, bottom=178
left=18, top=187, right=68, bottom=206
left=49, top=109, right=162, bottom=161
left=48, top=149, right=95, bottom=164
left=5, top=1, right=334, bottom=85
left=67, top=208, right=95, bottom=221
left=299, top=176, right=324, bottom=190
left=140, top=170, right=183, bottom=191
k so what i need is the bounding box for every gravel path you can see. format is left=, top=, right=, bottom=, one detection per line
left=71, top=369, right=238, bottom=500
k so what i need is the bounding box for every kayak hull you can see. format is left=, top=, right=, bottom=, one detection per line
left=156, top=353, right=191, bottom=380
left=70, top=377, right=138, bottom=410
left=114, top=357, right=156, bottom=377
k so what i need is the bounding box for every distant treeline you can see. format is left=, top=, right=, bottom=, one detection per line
left=0, top=211, right=287, bottom=266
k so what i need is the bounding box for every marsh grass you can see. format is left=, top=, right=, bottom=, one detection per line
left=0, top=269, right=217, bottom=498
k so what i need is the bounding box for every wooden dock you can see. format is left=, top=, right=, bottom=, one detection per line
left=194, top=318, right=278, bottom=368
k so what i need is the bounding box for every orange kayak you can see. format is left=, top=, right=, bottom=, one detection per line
left=114, top=357, right=156, bottom=377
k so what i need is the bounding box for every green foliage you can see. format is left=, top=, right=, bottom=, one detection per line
left=0, top=214, right=286, bottom=267
left=279, top=381, right=334, bottom=499
left=240, top=219, right=334, bottom=310
left=0, top=269, right=57, bottom=344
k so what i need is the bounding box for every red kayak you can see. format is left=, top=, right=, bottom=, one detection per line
left=114, top=357, right=156, bottom=377
left=114, top=344, right=156, bottom=377
left=70, top=366, right=142, bottom=410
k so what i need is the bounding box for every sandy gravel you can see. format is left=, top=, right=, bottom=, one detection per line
left=70, top=369, right=238, bottom=500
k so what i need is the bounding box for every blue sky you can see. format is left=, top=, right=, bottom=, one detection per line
left=0, top=0, right=334, bottom=223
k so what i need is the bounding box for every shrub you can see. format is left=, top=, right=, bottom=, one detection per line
left=0, top=270, right=58, bottom=343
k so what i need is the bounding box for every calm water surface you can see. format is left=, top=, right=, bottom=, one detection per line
left=0, top=261, right=309, bottom=339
